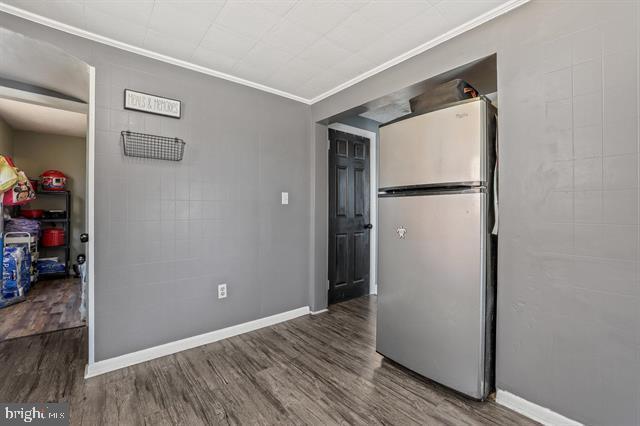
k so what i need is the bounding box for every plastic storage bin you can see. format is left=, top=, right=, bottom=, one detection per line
left=41, top=228, right=65, bottom=247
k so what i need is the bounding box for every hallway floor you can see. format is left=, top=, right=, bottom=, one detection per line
left=0, top=296, right=537, bottom=425
left=0, top=277, right=84, bottom=342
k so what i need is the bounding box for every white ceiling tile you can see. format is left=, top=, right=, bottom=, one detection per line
left=283, top=1, right=357, bottom=35
left=231, top=60, right=275, bottom=84
left=199, top=24, right=258, bottom=60
left=155, top=0, right=226, bottom=17
left=301, top=69, right=344, bottom=98
left=297, top=37, right=353, bottom=69
left=357, top=1, right=432, bottom=28
left=357, top=35, right=404, bottom=65
left=267, top=57, right=317, bottom=87
left=391, top=7, right=451, bottom=46
left=144, top=29, right=198, bottom=61
left=236, top=41, right=294, bottom=72
left=215, top=2, right=282, bottom=39
left=357, top=7, right=449, bottom=63
left=84, top=0, right=154, bottom=25
left=328, top=54, right=373, bottom=80
left=324, top=13, right=383, bottom=53
left=261, top=18, right=323, bottom=57
left=84, top=7, right=148, bottom=46
left=191, top=45, right=238, bottom=74
left=231, top=41, right=297, bottom=87
left=246, top=0, right=298, bottom=17
left=342, top=0, right=370, bottom=13
left=147, top=2, right=218, bottom=43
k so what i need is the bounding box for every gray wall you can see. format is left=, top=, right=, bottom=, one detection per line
left=312, top=1, right=639, bottom=425
left=13, top=130, right=86, bottom=260
left=0, top=13, right=311, bottom=362
left=0, top=115, right=12, bottom=156
left=332, top=115, right=380, bottom=138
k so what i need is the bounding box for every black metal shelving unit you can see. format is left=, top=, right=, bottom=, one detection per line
left=35, top=190, right=71, bottom=278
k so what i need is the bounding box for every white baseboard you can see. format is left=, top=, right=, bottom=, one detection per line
left=85, top=306, right=310, bottom=378
left=310, top=308, right=328, bottom=315
left=496, top=390, right=583, bottom=426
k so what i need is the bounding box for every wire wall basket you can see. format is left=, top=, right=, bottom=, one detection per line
left=121, top=130, right=185, bottom=161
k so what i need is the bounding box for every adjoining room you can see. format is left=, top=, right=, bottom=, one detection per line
left=0, top=82, right=89, bottom=341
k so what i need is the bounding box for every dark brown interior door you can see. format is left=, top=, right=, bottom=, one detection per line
left=328, top=128, right=371, bottom=305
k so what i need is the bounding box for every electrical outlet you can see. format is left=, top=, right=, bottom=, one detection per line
left=218, top=283, right=227, bottom=299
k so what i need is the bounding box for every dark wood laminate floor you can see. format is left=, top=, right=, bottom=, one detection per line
left=0, top=296, right=537, bottom=425
left=0, top=277, right=84, bottom=342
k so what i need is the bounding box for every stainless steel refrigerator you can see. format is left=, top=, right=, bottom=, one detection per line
left=376, top=97, right=497, bottom=400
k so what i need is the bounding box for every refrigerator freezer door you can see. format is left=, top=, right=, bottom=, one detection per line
left=379, top=100, right=486, bottom=189
left=376, top=191, right=487, bottom=398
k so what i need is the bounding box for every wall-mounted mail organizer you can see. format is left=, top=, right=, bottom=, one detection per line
left=121, top=130, right=185, bottom=161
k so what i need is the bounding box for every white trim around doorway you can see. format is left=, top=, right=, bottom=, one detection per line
left=87, top=65, right=96, bottom=366
left=0, top=66, right=96, bottom=368
left=327, top=123, right=378, bottom=295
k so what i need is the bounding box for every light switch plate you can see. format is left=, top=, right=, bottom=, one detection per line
left=281, top=192, right=289, bottom=205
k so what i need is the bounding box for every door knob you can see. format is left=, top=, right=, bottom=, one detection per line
left=80, top=233, right=89, bottom=243
left=364, top=224, right=373, bottom=230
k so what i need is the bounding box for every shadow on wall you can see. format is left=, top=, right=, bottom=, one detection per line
left=0, top=26, right=89, bottom=101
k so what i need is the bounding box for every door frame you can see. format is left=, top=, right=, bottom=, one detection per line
left=327, top=123, right=377, bottom=295
left=0, top=66, right=96, bottom=366
left=87, top=65, right=96, bottom=366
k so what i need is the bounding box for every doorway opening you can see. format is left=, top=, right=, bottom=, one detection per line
left=321, top=53, right=497, bottom=309
left=0, top=27, right=95, bottom=363
left=327, top=123, right=377, bottom=305
left=0, top=90, right=87, bottom=340
left=318, top=52, right=499, bottom=398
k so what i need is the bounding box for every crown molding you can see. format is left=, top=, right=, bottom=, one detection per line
left=0, top=0, right=530, bottom=106
left=0, top=2, right=310, bottom=104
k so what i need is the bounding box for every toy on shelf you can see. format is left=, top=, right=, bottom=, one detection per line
left=40, top=170, right=67, bottom=191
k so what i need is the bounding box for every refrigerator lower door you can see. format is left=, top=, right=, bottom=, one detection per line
left=376, top=191, right=487, bottom=399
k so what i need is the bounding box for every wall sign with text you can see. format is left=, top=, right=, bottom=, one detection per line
left=124, top=89, right=181, bottom=119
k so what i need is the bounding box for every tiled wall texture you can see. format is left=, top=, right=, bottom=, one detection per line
left=500, top=4, right=639, bottom=425
left=312, top=1, right=640, bottom=424
left=92, top=65, right=310, bottom=360
left=0, top=13, right=311, bottom=361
